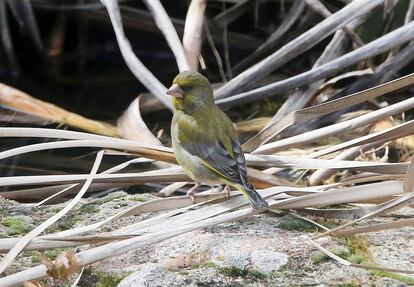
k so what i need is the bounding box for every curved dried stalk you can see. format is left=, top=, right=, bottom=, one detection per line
left=217, top=20, right=414, bottom=108
left=254, top=94, right=414, bottom=154
left=100, top=0, right=173, bottom=110
left=304, top=0, right=369, bottom=51
left=0, top=168, right=187, bottom=187
left=0, top=83, right=119, bottom=137
left=0, top=136, right=408, bottom=183
left=232, top=0, right=306, bottom=74
left=37, top=158, right=152, bottom=205
left=0, top=151, right=104, bottom=274
left=244, top=72, right=414, bottom=152
left=308, top=143, right=381, bottom=185
left=270, top=17, right=363, bottom=122
left=308, top=120, right=414, bottom=159
left=309, top=239, right=414, bottom=274
left=312, top=156, right=414, bottom=240
left=117, top=97, right=163, bottom=145
left=0, top=180, right=411, bottom=285
left=183, top=0, right=206, bottom=70
left=143, top=0, right=190, bottom=71
left=0, top=139, right=174, bottom=163
left=332, top=218, right=414, bottom=237
left=215, top=0, right=383, bottom=99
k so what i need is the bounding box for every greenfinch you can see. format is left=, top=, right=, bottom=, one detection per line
left=167, top=71, right=268, bottom=209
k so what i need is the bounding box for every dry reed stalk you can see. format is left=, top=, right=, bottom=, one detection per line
left=117, top=97, right=163, bottom=145
left=0, top=84, right=119, bottom=137
left=215, top=0, right=384, bottom=99
left=100, top=0, right=173, bottom=110
left=218, top=19, right=414, bottom=107
left=183, top=0, right=206, bottom=70
left=143, top=0, right=190, bottom=71
left=0, top=151, right=104, bottom=274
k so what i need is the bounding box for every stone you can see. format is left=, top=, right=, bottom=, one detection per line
left=219, top=248, right=289, bottom=274
left=250, top=249, right=289, bottom=273
left=117, top=263, right=184, bottom=287
left=221, top=250, right=251, bottom=270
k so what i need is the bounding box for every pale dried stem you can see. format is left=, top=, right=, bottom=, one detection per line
left=215, top=0, right=384, bottom=99
left=183, top=0, right=206, bottom=70
left=271, top=18, right=362, bottom=122
left=218, top=19, right=414, bottom=108
left=0, top=151, right=104, bottom=274
left=254, top=79, right=414, bottom=154
left=143, top=0, right=190, bottom=71
left=308, top=142, right=380, bottom=185
left=0, top=83, right=119, bottom=137
left=100, top=0, right=172, bottom=109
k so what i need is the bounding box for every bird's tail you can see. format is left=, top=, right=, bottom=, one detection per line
left=236, top=184, right=269, bottom=209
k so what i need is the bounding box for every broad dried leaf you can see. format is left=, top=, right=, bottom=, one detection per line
left=117, top=97, right=163, bottom=145
left=0, top=83, right=119, bottom=137
left=183, top=0, right=206, bottom=70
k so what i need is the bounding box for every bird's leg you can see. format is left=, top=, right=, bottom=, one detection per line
left=186, top=183, right=199, bottom=203
left=223, top=185, right=231, bottom=197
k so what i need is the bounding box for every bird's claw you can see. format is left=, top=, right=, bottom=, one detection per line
left=186, top=183, right=199, bottom=204
left=188, top=193, right=196, bottom=203
left=223, top=185, right=231, bottom=197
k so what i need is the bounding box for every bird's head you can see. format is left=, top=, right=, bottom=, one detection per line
left=166, top=71, right=214, bottom=113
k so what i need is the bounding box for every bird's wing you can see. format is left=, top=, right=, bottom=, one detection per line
left=182, top=137, right=245, bottom=185
left=177, top=110, right=249, bottom=186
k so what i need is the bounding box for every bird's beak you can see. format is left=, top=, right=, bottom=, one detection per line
left=166, top=83, right=184, bottom=98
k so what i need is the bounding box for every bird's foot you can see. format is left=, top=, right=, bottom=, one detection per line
left=186, top=183, right=199, bottom=203
left=223, top=185, right=231, bottom=197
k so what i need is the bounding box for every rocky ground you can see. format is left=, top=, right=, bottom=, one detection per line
left=0, top=191, right=413, bottom=287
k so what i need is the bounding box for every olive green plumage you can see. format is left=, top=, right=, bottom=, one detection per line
left=168, top=71, right=268, bottom=209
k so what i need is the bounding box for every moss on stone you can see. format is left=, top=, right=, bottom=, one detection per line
left=191, top=260, right=217, bottom=269
left=200, top=260, right=217, bottom=268
left=101, top=226, right=112, bottom=232
left=129, top=194, right=152, bottom=202
left=47, top=215, right=78, bottom=233
left=248, top=269, right=267, bottom=279
left=299, top=281, right=321, bottom=286
left=28, top=250, right=42, bottom=264
left=371, top=269, right=414, bottom=285
left=310, top=246, right=351, bottom=265
left=80, top=203, right=100, bottom=213
left=339, top=236, right=414, bottom=285
left=44, top=248, right=65, bottom=259
left=220, top=266, right=244, bottom=277
left=310, top=251, right=328, bottom=265
left=310, top=251, right=329, bottom=264
left=1, top=216, right=32, bottom=235
left=179, top=270, right=190, bottom=276
left=97, top=271, right=126, bottom=287
left=276, top=215, right=317, bottom=232
left=331, top=246, right=351, bottom=258
left=336, top=283, right=361, bottom=287
left=96, top=192, right=127, bottom=204
left=220, top=266, right=268, bottom=280
left=346, top=254, right=365, bottom=264
left=345, top=236, right=372, bottom=262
